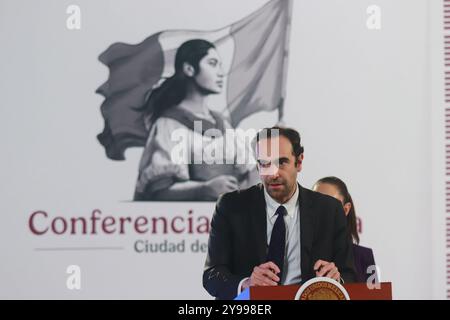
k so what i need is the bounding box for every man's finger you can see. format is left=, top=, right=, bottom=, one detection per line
left=260, top=273, right=278, bottom=286
left=333, top=272, right=341, bottom=282
left=254, top=273, right=277, bottom=286
left=264, top=279, right=278, bottom=286
left=317, top=263, right=335, bottom=277
left=325, top=268, right=339, bottom=280
left=313, top=260, right=327, bottom=271
left=253, top=273, right=267, bottom=286
left=260, top=269, right=280, bottom=283
left=255, top=266, right=279, bottom=283
left=261, top=261, right=281, bottom=274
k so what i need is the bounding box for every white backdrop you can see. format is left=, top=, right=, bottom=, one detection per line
left=0, top=0, right=437, bottom=299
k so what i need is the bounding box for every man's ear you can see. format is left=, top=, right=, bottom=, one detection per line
left=183, top=62, right=195, bottom=77
left=296, top=154, right=304, bottom=171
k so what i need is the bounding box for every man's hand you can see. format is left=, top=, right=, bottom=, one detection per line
left=242, top=262, right=281, bottom=290
left=314, top=260, right=341, bottom=282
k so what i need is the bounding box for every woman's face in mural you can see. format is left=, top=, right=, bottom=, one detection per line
left=193, top=48, right=224, bottom=94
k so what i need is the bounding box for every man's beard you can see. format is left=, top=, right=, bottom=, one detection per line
left=265, top=179, right=296, bottom=203
left=265, top=181, right=287, bottom=196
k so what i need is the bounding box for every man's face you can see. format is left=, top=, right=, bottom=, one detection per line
left=256, top=135, right=303, bottom=203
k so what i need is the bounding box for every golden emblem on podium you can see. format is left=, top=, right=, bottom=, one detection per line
left=294, top=277, right=350, bottom=300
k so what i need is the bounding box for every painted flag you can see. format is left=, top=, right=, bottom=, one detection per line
left=97, top=0, right=293, bottom=160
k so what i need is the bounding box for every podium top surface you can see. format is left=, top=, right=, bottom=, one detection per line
left=235, top=282, right=392, bottom=300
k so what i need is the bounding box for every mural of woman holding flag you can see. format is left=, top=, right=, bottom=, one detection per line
left=96, top=0, right=293, bottom=201
left=134, top=39, right=258, bottom=201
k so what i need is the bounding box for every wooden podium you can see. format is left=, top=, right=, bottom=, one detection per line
left=235, top=282, right=392, bottom=300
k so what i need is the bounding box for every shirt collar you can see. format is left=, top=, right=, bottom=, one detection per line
left=264, top=183, right=299, bottom=219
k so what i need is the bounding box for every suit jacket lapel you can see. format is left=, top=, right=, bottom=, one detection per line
left=252, top=184, right=315, bottom=278
left=299, top=184, right=314, bottom=280
left=251, top=184, right=268, bottom=263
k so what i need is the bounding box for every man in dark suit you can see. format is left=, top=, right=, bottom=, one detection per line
left=203, top=127, right=356, bottom=300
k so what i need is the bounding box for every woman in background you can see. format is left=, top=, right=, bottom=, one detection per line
left=313, top=176, right=377, bottom=283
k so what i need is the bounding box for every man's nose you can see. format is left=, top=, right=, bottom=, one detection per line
left=271, top=170, right=280, bottom=179
left=267, top=164, right=280, bottom=178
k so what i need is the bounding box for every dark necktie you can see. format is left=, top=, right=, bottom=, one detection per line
left=266, top=205, right=287, bottom=282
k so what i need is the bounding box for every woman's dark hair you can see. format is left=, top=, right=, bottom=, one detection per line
left=143, top=39, right=216, bottom=125
left=315, top=176, right=360, bottom=244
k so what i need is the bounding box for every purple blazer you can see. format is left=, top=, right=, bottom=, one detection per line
left=352, top=244, right=376, bottom=283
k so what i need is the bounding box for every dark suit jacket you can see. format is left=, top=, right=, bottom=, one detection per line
left=353, top=244, right=376, bottom=283
left=203, top=183, right=356, bottom=300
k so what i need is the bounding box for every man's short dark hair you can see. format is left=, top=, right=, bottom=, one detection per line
left=253, top=126, right=304, bottom=158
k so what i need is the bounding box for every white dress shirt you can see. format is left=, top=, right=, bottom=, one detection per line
left=237, top=184, right=301, bottom=295
left=264, top=184, right=301, bottom=285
